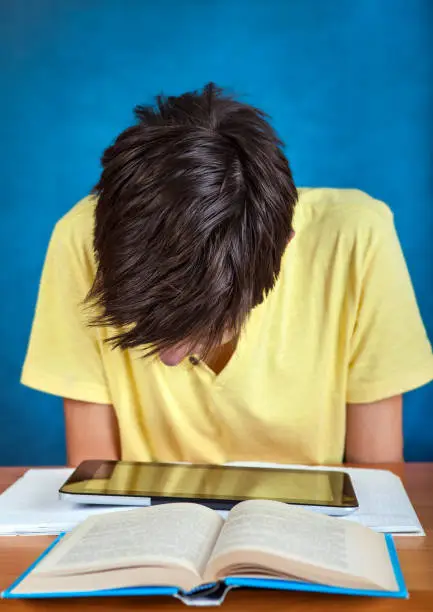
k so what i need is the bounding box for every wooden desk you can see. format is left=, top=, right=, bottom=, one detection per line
left=0, top=464, right=432, bottom=610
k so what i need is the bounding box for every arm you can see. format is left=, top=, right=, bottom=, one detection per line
left=63, top=399, right=121, bottom=467
left=345, top=202, right=432, bottom=463
left=345, top=395, right=403, bottom=464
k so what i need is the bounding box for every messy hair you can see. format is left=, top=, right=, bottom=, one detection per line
left=88, top=83, right=297, bottom=356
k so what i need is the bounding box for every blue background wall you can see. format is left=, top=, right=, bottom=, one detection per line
left=1, top=0, right=432, bottom=464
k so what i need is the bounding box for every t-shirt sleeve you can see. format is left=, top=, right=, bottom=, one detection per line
left=347, top=207, right=433, bottom=403
left=21, top=220, right=112, bottom=404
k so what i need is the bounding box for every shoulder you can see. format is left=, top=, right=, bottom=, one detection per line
left=48, top=196, right=97, bottom=279
left=52, top=195, right=96, bottom=253
left=295, top=188, right=394, bottom=239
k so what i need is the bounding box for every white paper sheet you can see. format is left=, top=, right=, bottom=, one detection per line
left=0, top=465, right=424, bottom=536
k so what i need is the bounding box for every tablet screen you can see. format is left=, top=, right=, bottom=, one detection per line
left=61, top=461, right=357, bottom=508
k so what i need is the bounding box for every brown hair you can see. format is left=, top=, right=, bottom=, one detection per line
left=88, top=83, right=297, bottom=356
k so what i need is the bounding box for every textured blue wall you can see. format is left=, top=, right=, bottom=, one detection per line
left=1, top=0, right=432, bottom=464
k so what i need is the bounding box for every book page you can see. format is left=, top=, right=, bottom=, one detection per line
left=205, top=500, right=398, bottom=591
left=34, top=503, right=224, bottom=578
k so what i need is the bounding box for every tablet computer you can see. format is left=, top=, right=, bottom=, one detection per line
left=59, top=460, right=358, bottom=516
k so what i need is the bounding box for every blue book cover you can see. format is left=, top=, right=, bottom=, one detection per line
left=2, top=533, right=408, bottom=605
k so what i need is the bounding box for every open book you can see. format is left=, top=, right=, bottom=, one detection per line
left=5, top=500, right=406, bottom=601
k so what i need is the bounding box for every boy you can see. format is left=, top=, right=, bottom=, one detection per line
left=22, top=84, right=433, bottom=466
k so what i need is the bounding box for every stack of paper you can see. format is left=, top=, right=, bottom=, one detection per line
left=0, top=469, right=131, bottom=535
left=228, top=462, right=424, bottom=535
left=0, top=465, right=424, bottom=536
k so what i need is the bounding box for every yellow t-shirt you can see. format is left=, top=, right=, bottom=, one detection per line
left=21, top=188, right=433, bottom=464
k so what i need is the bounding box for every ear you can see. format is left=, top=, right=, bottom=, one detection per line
left=287, top=229, right=296, bottom=245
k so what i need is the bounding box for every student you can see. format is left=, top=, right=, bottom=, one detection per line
left=22, top=84, right=433, bottom=467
